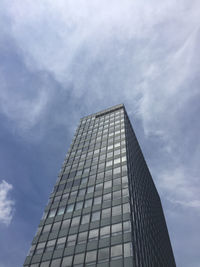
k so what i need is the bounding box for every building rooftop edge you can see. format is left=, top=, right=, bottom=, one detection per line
left=80, top=104, right=125, bottom=120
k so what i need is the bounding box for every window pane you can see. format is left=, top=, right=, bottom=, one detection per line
left=49, top=209, right=56, bottom=218
left=89, top=229, right=99, bottom=240
left=113, top=167, right=121, bottom=175
left=61, top=256, right=73, bottom=266
left=51, top=259, right=61, bottom=267
left=111, top=244, right=122, bottom=258
left=71, top=216, right=80, bottom=226
left=73, top=253, right=85, bottom=265
left=52, top=221, right=61, bottom=232
left=91, top=211, right=100, bottom=221
left=112, top=223, right=122, bottom=235
left=102, top=208, right=111, bottom=219
left=81, top=214, right=90, bottom=224
left=103, top=193, right=111, bottom=201
left=78, top=231, right=88, bottom=243
left=57, top=207, right=65, bottom=215
left=86, top=250, right=97, bottom=263
left=84, top=199, right=92, bottom=208
left=40, top=262, right=50, bottom=267
left=67, top=204, right=74, bottom=213
left=98, top=247, right=109, bottom=261
left=67, top=234, right=77, bottom=246
left=123, top=203, right=130, bottom=213
left=113, top=190, right=121, bottom=199
left=100, top=226, right=110, bottom=238
left=87, top=186, right=94, bottom=194
left=61, top=219, right=70, bottom=229
left=94, top=196, right=102, bottom=205
left=123, top=221, right=131, bottom=232
left=43, top=224, right=51, bottom=233
left=104, top=181, right=112, bottom=189
left=124, top=242, right=133, bottom=257
left=75, top=202, right=83, bottom=210
left=112, top=205, right=121, bottom=216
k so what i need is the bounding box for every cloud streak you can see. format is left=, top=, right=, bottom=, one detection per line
left=0, top=180, right=14, bottom=226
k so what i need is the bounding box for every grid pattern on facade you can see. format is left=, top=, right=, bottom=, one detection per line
left=24, top=104, right=176, bottom=267
left=24, top=106, right=134, bottom=267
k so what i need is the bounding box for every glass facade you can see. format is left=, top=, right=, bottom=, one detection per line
left=24, top=104, right=176, bottom=267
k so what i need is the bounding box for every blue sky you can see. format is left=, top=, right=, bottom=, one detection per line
left=0, top=0, right=200, bottom=266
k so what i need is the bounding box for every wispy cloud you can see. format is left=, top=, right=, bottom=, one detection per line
left=0, top=180, right=14, bottom=226
left=0, top=0, right=199, bottom=208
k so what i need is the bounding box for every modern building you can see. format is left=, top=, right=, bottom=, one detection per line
left=24, top=104, right=176, bottom=267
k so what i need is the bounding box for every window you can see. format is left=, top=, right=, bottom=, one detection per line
left=112, top=223, right=122, bottom=235
left=51, top=259, right=61, bottom=267
left=35, top=242, right=45, bottom=254
left=75, top=201, right=83, bottom=210
left=46, top=240, right=56, bottom=252
left=67, top=204, right=74, bottom=213
left=81, top=214, right=90, bottom=224
left=49, top=209, right=56, bottom=218
left=56, top=237, right=66, bottom=250
left=122, top=176, right=128, bottom=184
left=123, top=188, right=129, bottom=197
left=98, top=247, right=109, bottom=262
left=95, top=182, right=103, bottom=190
left=78, top=188, right=86, bottom=196
left=103, top=193, right=111, bottom=201
left=52, top=221, right=61, bottom=232
left=89, top=229, right=99, bottom=240
left=91, top=211, right=100, bottom=221
left=111, top=244, right=122, bottom=258
left=100, top=226, right=110, bottom=238
left=81, top=177, right=88, bottom=185
left=62, top=193, right=69, bottom=200
left=94, top=196, right=102, bottom=205
left=123, top=221, right=131, bottom=232
left=71, top=216, right=80, bottom=226
left=43, top=224, right=51, bottom=233
left=124, top=242, right=133, bottom=257
left=61, top=219, right=70, bottom=229
left=57, top=207, right=65, bottom=216
left=85, top=250, right=97, bottom=263
left=104, top=180, right=112, bottom=189
left=114, top=148, right=120, bottom=156
left=61, top=256, right=73, bottom=266
left=112, top=205, right=121, bottom=216
left=40, top=262, right=50, bottom=267
left=70, top=191, right=78, bottom=197
left=121, top=156, right=126, bottom=162
left=84, top=199, right=92, bottom=208
left=113, top=178, right=121, bottom=186
left=106, top=160, right=113, bottom=167
left=114, top=158, right=120, bottom=165
left=123, top=203, right=130, bottom=213
left=67, top=234, right=77, bottom=246
left=102, top=208, right=111, bottom=219
left=113, top=167, right=121, bottom=175
left=73, top=253, right=85, bottom=265
left=113, top=190, right=121, bottom=199
left=87, top=186, right=94, bottom=194
left=78, top=231, right=88, bottom=243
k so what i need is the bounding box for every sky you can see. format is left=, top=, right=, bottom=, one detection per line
left=0, top=0, right=200, bottom=266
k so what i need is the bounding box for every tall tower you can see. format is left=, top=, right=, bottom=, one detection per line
left=24, top=104, right=176, bottom=267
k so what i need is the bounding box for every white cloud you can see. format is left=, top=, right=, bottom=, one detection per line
left=0, top=180, right=14, bottom=226
left=0, top=0, right=200, bottom=209
left=158, top=167, right=200, bottom=209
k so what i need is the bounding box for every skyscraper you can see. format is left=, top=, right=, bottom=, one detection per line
left=24, top=104, right=176, bottom=267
